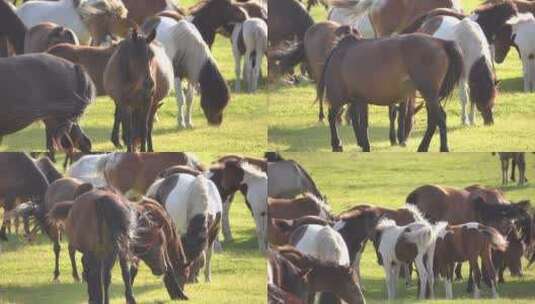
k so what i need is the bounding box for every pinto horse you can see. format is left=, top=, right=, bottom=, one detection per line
left=0, top=54, right=95, bottom=156
left=24, top=22, right=79, bottom=53
left=0, top=0, right=27, bottom=56
left=48, top=187, right=137, bottom=304
left=103, top=28, right=174, bottom=151
left=318, top=33, right=463, bottom=152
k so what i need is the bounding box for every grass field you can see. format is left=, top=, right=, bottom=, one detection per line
left=279, top=152, right=535, bottom=303
left=0, top=152, right=267, bottom=304
left=0, top=0, right=268, bottom=153
left=267, top=0, right=535, bottom=152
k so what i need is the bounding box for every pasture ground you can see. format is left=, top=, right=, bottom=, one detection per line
left=0, top=0, right=268, bottom=153
left=267, top=0, right=535, bottom=152
left=0, top=152, right=266, bottom=304
left=281, top=152, right=535, bottom=303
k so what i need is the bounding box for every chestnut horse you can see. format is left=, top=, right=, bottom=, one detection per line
left=103, top=28, right=174, bottom=151
left=268, top=193, right=332, bottom=220
left=24, top=22, right=79, bottom=53
left=317, top=33, right=463, bottom=152
left=122, top=0, right=183, bottom=25
left=0, top=53, right=96, bottom=154
left=0, top=0, right=27, bottom=56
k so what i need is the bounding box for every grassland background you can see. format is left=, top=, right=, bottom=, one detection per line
left=0, top=0, right=267, bottom=153
left=0, top=152, right=266, bottom=304
left=281, top=152, right=535, bottom=303
left=268, top=0, right=535, bottom=152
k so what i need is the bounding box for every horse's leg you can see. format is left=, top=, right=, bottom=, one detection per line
left=397, top=102, right=407, bottom=146
left=425, top=248, right=436, bottom=299
left=119, top=254, right=136, bottom=304
left=121, top=105, right=133, bottom=152
left=445, top=262, right=454, bottom=299
left=417, top=101, right=438, bottom=152
left=175, top=77, right=187, bottom=129
left=244, top=50, right=252, bottom=92
left=204, top=241, right=214, bottom=282
left=222, top=194, right=235, bottom=242
left=82, top=254, right=93, bottom=302
left=357, top=102, right=370, bottom=152
left=68, top=244, right=80, bottom=282
left=470, top=259, right=481, bottom=299
left=0, top=195, right=16, bottom=241
left=349, top=103, right=364, bottom=149
left=111, top=104, right=123, bottom=148
left=389, top=105, right=397, bottom=146
left=53, top=234, right=61, bottom=281
left=415, top=255, right=428, bottom=299
left=383, top=261, right=393, bottom=300
left=392, top=263, right=400, bottom=299
left=328, top=107, right=343, bottom=152
left=185, top=83, right=194, bottom=128
left=253, top=49, right=263, bottom=92
left=147, top=105, right=156, bottom=152
left=459, top=78, right=470, bottom=125
left=232, top=35, right=242, bottom=92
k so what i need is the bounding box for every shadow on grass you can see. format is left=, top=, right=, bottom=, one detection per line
left=498, top=76, right=524, bottom=93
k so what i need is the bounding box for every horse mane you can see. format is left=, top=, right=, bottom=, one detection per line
left=403, top=204, right=427, bottom=223
left=75, top=0, right=128, bottom=22
left=240, top=161, right=267, bottom=180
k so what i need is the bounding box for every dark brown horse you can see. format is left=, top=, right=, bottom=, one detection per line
left=189, top=0, right=248, bottom=48
left=0, top=0, right=27, bottom=56
left=0, top=153, right=49, bottom=241
left=24, top=22, right=78, bottom=53
left=318, top=33, right=463, bottom=152
left=48, top=187, right=137, bottom=304
left=103, top=28, right=173, bottom=151
left=0, top=53, right=96, bottom=154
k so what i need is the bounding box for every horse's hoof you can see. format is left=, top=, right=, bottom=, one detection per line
left=332, top=146, right=343, bottom=152
left=72, top=275, right=81, bottom=282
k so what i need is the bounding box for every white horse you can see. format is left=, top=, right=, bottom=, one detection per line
left=231, top=17, right=268, bottom=92
left=146, top=173, right=222, bottom=282
left=327, top=7, right=375, bottom=38
left=374, top=205, right=446, bottom=300
left=506, top=13, right=535, bottom=92
left=142, top=18, right=229, bottom=128
left=16, top=0, right=127, bottom=45
left=66, top=153, right=111, bottom=187
left=424, top=17, right=496, bottom=125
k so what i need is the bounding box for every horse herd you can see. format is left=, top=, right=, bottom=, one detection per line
left=267, top=154, right=535, bottom=304
left=0, top=152, right=268, bottom=303
left=268, top=0, right=534, bottom=152
left=0, top=0, right=268, bottom=153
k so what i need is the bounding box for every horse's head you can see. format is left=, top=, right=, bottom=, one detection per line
left=505, top=234, right=526, bottom=277
left=495, top=24, right=515, bottom=63
left=133, top=207, right=169, bottom=275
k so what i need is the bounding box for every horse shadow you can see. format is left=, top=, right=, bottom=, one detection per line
left=497, top=76, right=524, bottom=93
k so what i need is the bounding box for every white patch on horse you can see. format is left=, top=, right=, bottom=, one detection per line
left=460, top=222, right=480, bottom=230
left=333, top=219, right=346, bottom=231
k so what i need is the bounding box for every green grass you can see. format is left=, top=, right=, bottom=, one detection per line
left=0, top=152, right=266, bottom=304
left=280, top=152, right=535, bottom=303
left=0, top=0, right=267, bottom=153
left=267, top=1, right=535, bottom=152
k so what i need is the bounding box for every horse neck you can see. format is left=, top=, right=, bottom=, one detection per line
left=191, top=11, right=221, bottom=46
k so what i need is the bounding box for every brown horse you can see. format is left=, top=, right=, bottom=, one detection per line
left=122, top=0, right=184, bottom=25
left=104, top=152, right=200, bottom=198
left=434, top=223, right=508, bottom=299
left=268, top=248, right=311, bottom=302
left=269, top=193, right=332, bottom=220
left=0, top=153, right=49, bottom=241
left=103, top=28, right=173, bottom=151
left=24, top=22, right=79, bottom=54
left=268, top=215, right=330, bottom=246
left=48, top=187, right=137, bottom=304
left=47, top=42, right=118, bottom=96
left=0, top=0, right=26, bottom=56
left=494, top=152, right=526, bottom=185
left=0, top=53, right=96, bottom=154
left=317, top=33, right=463, bottom=152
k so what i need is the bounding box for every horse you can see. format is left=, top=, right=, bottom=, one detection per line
left=269, top=215, right=331, bottom=246
left=0, top=0, right=27, bottom=56
left=0, top=53, right=95, bottom=155
left=121, top=0, right=183, bottom=25
left=317, top=33, right=463, bottom=152
left=328, top=8, right=375, bottom=38
left=189, top=0, right=248, bottom=48
left=66, top=153, right=112, bottom=187
left=268, top=193, right=332, bottom=221
left=434, top=223, right=508, bottom=299
left=103, top=152, right=201, bottom=198
left=24, top=22, right=79, bottom=53
left=215, top=154, right=267, bottom=171
left=47, top=187, right=137, bottom=304
left=17, top=0, right=130, bottom=45
left=495, top=152, right=526, bottom=185
left=406, top=17, right=497, bottom=126
left=267, top=158, right=324, bottom=200
left=47, top=42, right=118, bottom=96
left=141, top=18, right=230, bottom=129
left=221, top=160, right=268, bottom=251
left=103, top=28, right=174, bottom=152
left=279, top=242, right=365, bottom=304
left=373, top=212, right=446, bottom=299
left=146, top=173, right=222, bottom=283
left=268, top=248, right=313, bottom=303
left=231, top=17, right=267, bottom=92
left=0, top=153, right=49, bottom=241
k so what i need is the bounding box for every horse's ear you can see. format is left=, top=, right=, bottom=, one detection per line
left=146, top=29, right=157, bottom=44
left=74, top=183, right=94, bottom=198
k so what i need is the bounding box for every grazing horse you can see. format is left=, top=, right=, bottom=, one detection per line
left=24, top=22, right=79, bottom=53
left=232, top=17, right=268, bottom=92
left=141, top=19, right=230, bottom=128
left=17, top=0, right=130, bottom=45
left=146, top=173, right=222, bottom=282
left=104, top=28, right=174, bottom=151
left=267, top=158, right=323, bottom=200
left=495, top=152, right=527, bottom=185
left=434, top=223, right=508, bottom=299
left=406, top=17, right=497, bottom=125
left=221, top=160, right=268, bottom=251
left=0, top=53, right=95, bottom=154
left=277, top=245, right=365, bottom=304
left=0, top=153, right=49, bottom=241
left=47, top=187, right=137, bottom=304
left=0, top=0, right=27, bottom=56
left=318, top=33, right=463, bottom=152
left=189, top=0, right=248, bottom=48
left=47, top=42, right=118, bottom=96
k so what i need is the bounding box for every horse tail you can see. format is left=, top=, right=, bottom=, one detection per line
left=73, top=64, right=96, bottom=115
left=293, top=161, right=324, bottom=203
left=480, top=225, right=508, bottom=252
left=182, top=214, right=209, bottom=262
left=438, top=40, right=464, bottom=102
left=468, top=56, right=496, bottom=124
left=207, top=212, right=222, bottom=249
left=94, top=196, right=135, bottom=257
left=317, top=42, right=338, bottom=121
left=198, top=59, right=230, bottom=126
left=47, top=201, right=76, bottom=226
